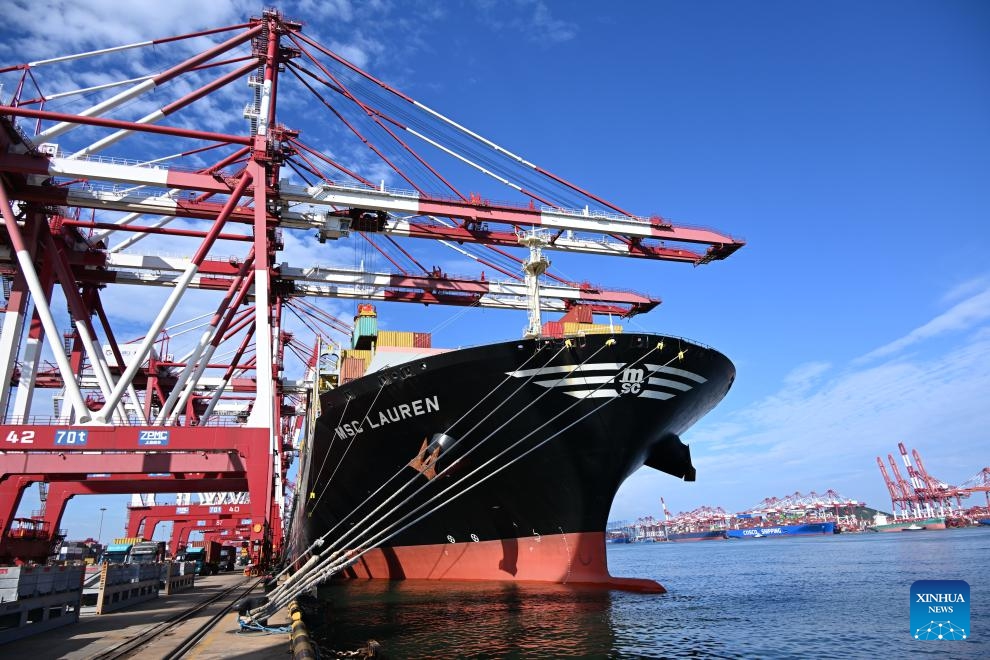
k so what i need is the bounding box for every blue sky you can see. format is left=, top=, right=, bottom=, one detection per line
left=2, top=0, right=988, bottom=539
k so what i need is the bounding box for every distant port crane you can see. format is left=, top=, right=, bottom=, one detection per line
left=875, top=443, right=970, bottom=519
left=958, top=467, right=990, bottom=512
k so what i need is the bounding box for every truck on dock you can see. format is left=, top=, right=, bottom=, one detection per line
left=102, top=541, right=137, bottom=564
left=101, top=538, right=166, bottom=564
left=218, top=545, right=236, bottom=571
left=182, top=540, right=222, bottom=575
left=129, top=540, right=167, bottom=564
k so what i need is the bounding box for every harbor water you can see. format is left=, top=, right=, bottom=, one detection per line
left=312, top=528, right=989, bottom=658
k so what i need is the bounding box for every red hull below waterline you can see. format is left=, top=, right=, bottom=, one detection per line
left=341, top=531, right=664, bottom=593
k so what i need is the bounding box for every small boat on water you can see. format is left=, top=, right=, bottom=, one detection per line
left=901, top=524, right=926, bottom=531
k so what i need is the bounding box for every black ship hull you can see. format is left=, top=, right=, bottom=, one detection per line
left=291, top=333, right=734, bottom=591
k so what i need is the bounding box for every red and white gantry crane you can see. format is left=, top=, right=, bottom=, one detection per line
left=0, top=10, right=743, bottom=567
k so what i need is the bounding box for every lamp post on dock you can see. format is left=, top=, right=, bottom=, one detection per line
left=98, top=507, right=107, bottom=544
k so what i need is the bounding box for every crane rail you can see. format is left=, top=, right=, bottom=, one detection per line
left=88, top=576, right=262, bottom=660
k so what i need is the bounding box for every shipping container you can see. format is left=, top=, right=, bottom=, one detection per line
left=112, top=537, right=143, bottom=545
left=541, top=321, right=564, bottom=338
left=352, top=315, right=378, bottom=349
left=377, top=330, right=414, bottom=348
left=563, top=322, right=623, bottom=336
left=560, top=306, right=593, bottom=324
left=340, top=356, right=367, bottom=384
left=356, top=303, right=377, bottom=317
left=413, top=332, right=432, bottom=348
left=340, top=351, right=372, bottom=376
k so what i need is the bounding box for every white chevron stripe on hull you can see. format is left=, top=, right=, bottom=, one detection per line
left=507, top=363, right=624, bottom=378
left=639, top=390, right=675, bottom=400
left=506, top=359, right=705, bottom=402
left=644, top=365, right=707, bottom=383
left=563, top=390, right=619, bottom=399
left=533, top=375, right=615, bottom=387
left=646, top=377, right=693, bottom=391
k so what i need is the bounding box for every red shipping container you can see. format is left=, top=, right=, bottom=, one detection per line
left=413, top=332, right=432, bottom=348
left=340, top=356, right=367, bottom=383
left=541, top=321, right=564, bottom=338
left=560, top=305, right=593, bottom=324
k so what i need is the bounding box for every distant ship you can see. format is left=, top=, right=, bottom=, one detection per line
left=291, top=309, right=735, bottom=592
left=867, top=515, right=946, bottom=533
left=667, top=530, right=727, bottom=542
left=606, top=535, right=633, bottom=544
left=725, top=522, right=836, bottom=538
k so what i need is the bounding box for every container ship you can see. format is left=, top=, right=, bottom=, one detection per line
left=658, top=504, right=732, bottom=542
left=725, top=522, right=835, bottom=538
left=617, top=493, right=859, bottom=541
left=668, top=530, right=728, bottom=542
left=290, top=306, right=735, bottom=592
left=867, top=515, right=947, bottom=532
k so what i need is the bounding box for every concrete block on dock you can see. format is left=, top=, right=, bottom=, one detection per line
left=0, top=584, right=83, bottom=644
left=163, top=561, right=196, bottom=595
left=94, top=562, right=160, bottom=615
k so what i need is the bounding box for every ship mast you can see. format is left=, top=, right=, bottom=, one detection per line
left=519, top=229, right=551, bottom=338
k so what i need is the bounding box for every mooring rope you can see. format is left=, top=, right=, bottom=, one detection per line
left=267, top=344, right=685, bottom=610
left=255, top=340, right=680, bottom=618
left=265, top=341, right=574, bottom=596
left=302, top=341, right=604, bottom=561
left=264, top=339, right=599, bottom=605
left=268, top=343, right=554, bottom=584
left=258, top=343, right=683, bottom=614
left=296, top=344, right=555, bottom=555
left=310, top=375, right=391, bottom=509
left=305, top=394, right=351, bottom=502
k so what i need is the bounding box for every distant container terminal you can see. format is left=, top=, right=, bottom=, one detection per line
left=609, top=443, right=990, bottom=543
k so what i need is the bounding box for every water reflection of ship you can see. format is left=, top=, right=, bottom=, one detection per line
left=316, top=580, right=619, bottom=657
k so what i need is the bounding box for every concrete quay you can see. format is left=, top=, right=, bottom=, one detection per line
left=1, top=571, right=292, bottom=659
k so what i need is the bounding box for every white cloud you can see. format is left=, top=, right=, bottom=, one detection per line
left=475, top=0, right=578, bottom=46
left=291, top=0, right=356, bottom=24
left=857, top=285, right=990, bottom=363
left=528, top=1, right=578, bottom=44
left=941, top=274, right=990, bottom=305
left=780, top=360, right=831, bottom=393
left=0, top=0, right=255, bottom=61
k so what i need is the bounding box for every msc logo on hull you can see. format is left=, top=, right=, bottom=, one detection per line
left=505, top=362, right=706, bottom=400
left=616, top=367, right=645, bottom=396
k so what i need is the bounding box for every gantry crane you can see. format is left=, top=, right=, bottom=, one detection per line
left=0, top=10, right=743, bottom=566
